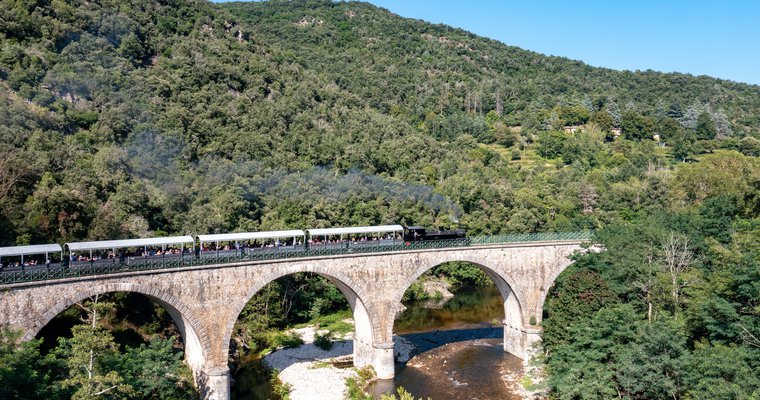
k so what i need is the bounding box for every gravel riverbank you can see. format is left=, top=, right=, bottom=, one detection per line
left=263, top=326, right=536, bottom=400
left=262, top=326, right=414, bottom=400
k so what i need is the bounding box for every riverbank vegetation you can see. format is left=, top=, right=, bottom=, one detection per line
left=543, top=206, right=760, bottom=398
left=232, top=273, right=349, bottom=357
left=345, top=366, right=429, bottom=400
left=0, top=294, right=196, bottom=400
left=1, top=0, right=759, bottom=398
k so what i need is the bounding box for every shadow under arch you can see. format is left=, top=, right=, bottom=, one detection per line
left=24, top=282, right=211, bottom=375
left=390, top=255, right=529, bottom=359
left=221, top=264, right=383, bottom=370
left=535, top=253, right=581, bottom=321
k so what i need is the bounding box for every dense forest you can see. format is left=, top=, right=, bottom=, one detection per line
left=1, top=0, right=759, bottom=245
left=1, top=0, right=759, bottom=399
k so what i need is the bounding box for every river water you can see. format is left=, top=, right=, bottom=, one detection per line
left=394, top=285, right=504, bottom=334
left=369, top=284, right=526, bottom=400
left=231, top=285, right=524, bottom=399
left=370, top=338, right=524, bottom=400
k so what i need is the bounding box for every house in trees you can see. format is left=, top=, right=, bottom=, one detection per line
left=563, top=125, right=584, bottom=133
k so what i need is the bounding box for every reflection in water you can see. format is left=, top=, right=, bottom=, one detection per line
left=395, top=285, right=504, bottom=334
left=374, top=284, right=526, bottom=400
left=231, top=354, right=276, bottom=400
left=233, top=285, right=513, bottom=399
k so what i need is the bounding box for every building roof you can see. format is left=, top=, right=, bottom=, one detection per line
left=66, top=236, right=195, bottom=252
left=0, top=244, right=63, bottom=257
left=197, top=230, right=305, bottom=242
left=307, top=225, right=404, bottom=236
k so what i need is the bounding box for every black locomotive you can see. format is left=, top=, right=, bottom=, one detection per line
left=403, top=226, right=467, bottom=242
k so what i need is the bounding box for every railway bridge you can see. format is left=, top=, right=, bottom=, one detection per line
left=0, top=233, right=591, bottom=399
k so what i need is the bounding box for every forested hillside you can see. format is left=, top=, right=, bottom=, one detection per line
left=1, top=0, right=759, bottom=398
left=224, top=0, right=760, bottom=135
left=0, top=0, right=759, bottom=246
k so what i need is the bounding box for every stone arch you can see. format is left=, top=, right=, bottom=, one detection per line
left=23, top=282, right=211, bottom=374
left=221, top=263, right=383, bottom=369
left=534, top=246, right=584, bottom=325
left=390, top=253, right=530, bottom=358
left=390, top=254, right=527, bottom=328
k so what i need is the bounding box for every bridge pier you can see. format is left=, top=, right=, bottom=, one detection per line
left=354, top=339, right=395, bottom=379
left=503, top=321, right=542, bottom=361
left=372, top=342, right=396, bottom=379
left=199, top=366, right=231, bottom=400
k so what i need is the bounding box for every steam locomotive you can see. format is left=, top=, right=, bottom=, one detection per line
left=402, top=226, right=467, bottom=242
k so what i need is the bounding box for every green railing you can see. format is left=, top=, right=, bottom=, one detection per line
left=0, top=231, right=593, bottom=285
left=470, top=231, right=594, bottom=245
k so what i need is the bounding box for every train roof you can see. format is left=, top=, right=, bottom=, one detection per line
left=0, top=243, right=62, bottom=257
left=307, top=225, right=404, bottom=236
left=197, top=230, right=305, bottom=242
left=66, top=236, right=195, bottom=252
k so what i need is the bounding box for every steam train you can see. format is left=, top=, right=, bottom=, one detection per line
left=0, top=224, right=467, bottom=272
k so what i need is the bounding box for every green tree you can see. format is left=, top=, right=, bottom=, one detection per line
left=657, top=116, right=681, bottom=141
left=543, top=269, right=617, bottom=349
left=547, top=305, right=639, bottom=400
left=537, top=130, right=567, bottom=159
left=432, top=261, right=489, bottom=286
left=117, top=338, right=196, bottom=400
left=614, top=317, right=689, bottom=399
left=588, top=110, right=614, bottom=133
left=54, top=295, right=133, bottom=399
left=695, top=112, right=717, bottom=140
left=673, top=150, right=760, bottom=213
left=621, top=111, right=655, bottom=141
left=670, top=128, right=696, bottom=161
left=0, top=330, right=67, bottom=400
left=685, top=344, right=760, bottom=399
left=548, top=305, right=690, bottom=400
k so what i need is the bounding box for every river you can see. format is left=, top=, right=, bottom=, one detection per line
left=394, top=284, right=504, bottom=334
left=369, top=284, right=526, bottom=399
left=231, top=284, right=525, bottom=399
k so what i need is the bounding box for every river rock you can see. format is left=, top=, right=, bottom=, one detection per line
left=393, top=335, right=414, bottom=362
left=422, top=277, right=455, bottom=300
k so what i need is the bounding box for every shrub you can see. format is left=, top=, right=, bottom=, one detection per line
left=401, top=281, right=429, bottom=303
left=271, top=331, right=303, bottom=349
left=313, top=331, right=333, bottom=351
left=345, top=366, right=375, bottom=400
left=270, top=369, right=292, bottom=399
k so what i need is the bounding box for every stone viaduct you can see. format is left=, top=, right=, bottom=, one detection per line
left=0, top=240, right=586, bottom=399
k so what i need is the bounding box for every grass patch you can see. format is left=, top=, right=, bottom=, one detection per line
left=508, top=147, right=555, bottom=167
left=481, top=143, right=513, bottom=158
left=270, top=331, right=304, bottom=349
left=294, top=309, right=354, bottom=335
left=520, top=375, right=540, bottom=391
left=311, top=361, right=331, bottom=369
